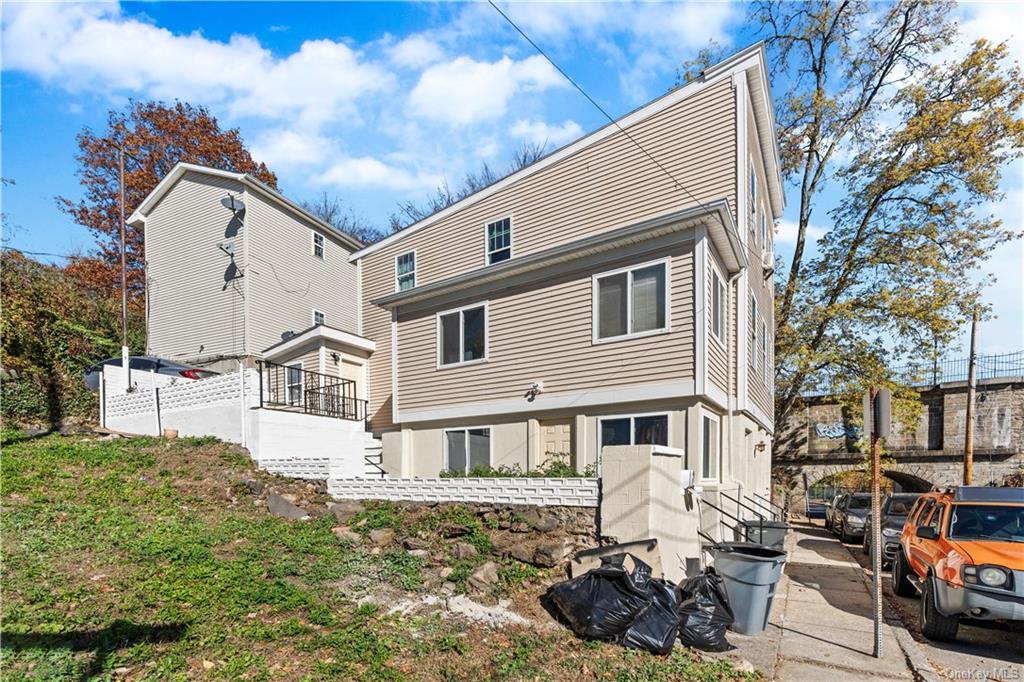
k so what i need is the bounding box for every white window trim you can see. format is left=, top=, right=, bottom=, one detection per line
left=596, top=411, right=672, bottom=452
left=395, top=249, right=417, bottom=292
left=748, top=294, right=758, bottom=368
left=312, top=231, right=325, bottom=259
left=760, top=211, right=768, bottom=253
left=591, top=256, right=672, bottom=345
left=312, top=309, right=325, bottom=326
left=484, top=214, right=514, bottom=266
left=443, top=426, right=493, bottom=474
left=710, top=266, right=726, bottom=348
left=700, top=409, right=722, bottom=482
left=436, top=300, right=489, bottom=370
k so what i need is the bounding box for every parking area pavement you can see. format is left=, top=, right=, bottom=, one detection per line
left=842, top=525, right=1024, bottom=681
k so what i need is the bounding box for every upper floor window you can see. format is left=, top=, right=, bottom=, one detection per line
left=599, top=414, right=668, bottom=450
left=313, top=231, right=325, bottom=259
left=438, top=303, right=487, bottom=367
left=749, top=295, right=758, bottom=367
left=594, top=259, right=669, bottom=342
left=749, top=163, right=757, bottom=215
left=396, top=251, right=416, bottom=291
left=313, top=309, right=325, bottom=326
left=486, top=217, right=512, bottom=265
left=760, top=211, right=769, bottom=252
left=711, top=270, right=725, bottom=343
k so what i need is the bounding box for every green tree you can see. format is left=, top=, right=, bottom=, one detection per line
left=754, top=1, right=1024, bottom=431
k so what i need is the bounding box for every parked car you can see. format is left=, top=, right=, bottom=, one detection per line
left=84, top=356, right=217, bottom=391
left=833, top=492, right=872, bottom=543
left=892, top=486, right=1024, bottom=642
left=862, top=493, right=921, bottom=566
left=824, top=493, right=847, bottom=532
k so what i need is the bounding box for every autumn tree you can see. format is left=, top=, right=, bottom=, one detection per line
left=60, top=100, right=277, bottom=298
left=754, top=1, right=1024, bottom=431
left=300, top=192, right=386, bottom=245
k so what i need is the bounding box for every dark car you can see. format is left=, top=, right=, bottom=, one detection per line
left=863, top=493, right=921, bottom=566
left=833, top=493, right=872, bottom=543
left=824, top=493, right=847, bottom=532
left=84, top=356, right=217, bottom=391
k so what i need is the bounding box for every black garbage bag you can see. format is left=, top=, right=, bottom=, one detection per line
left=677, top=567, right=735, bottom=652
left=619, top=578, right=681, bottom=655
left=548, top=553, right=654, bottom=640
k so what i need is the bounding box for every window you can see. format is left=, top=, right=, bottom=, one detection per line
left=599, top=414, right=669, bottom=450
left=285, top=363, right=303, bottom=405
left=749, top=163, right=757, bottom=214
left=702, top=413, right=720, bottom=480
left=594, top=260, right=668, bottom=341
left=396, top=251, right=416, bottom=291
left=914, top=500, right=935, bottom=525
left=926, top=504, right=945, bottom=534
left=760, top=211, right=769, bottom=252
left=760, top=319, right=768, bottom=382
left=445, top=428, right=491, bottom=474
left=486, top=217, right=512, bottom=265
left=749, top=295, right=757, bottom=367
left=313, top=310, right=325, bottom=326
left=711, top=270, right=725, bottom=343
left=438, top=303, right=487, bottom=367
left=313, top=232, right=325, bottom=259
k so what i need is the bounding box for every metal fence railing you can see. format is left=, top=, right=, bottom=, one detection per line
left=258, top=360, right=367, bottom=422
left=801, top=350, right=1024, bottom=397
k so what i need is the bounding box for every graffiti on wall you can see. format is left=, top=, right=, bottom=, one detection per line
left=814, top=422, right=862, bottom=440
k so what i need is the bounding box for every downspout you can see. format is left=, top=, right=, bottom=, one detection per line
left=727, top=269, right=742, bottom=514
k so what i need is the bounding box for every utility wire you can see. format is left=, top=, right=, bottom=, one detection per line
left=1, top=246, right=83, bottom=260
left=487, top=0, right=729, bottom=230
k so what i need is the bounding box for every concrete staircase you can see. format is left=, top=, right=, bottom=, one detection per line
left=363, top=434, right=387, bottom=478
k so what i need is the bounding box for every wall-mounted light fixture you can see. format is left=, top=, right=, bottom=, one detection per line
left=331, top=352, right=340, bottom=364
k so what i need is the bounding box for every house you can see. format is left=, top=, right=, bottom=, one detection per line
left=134, top=43, right=781, bottom=513
left=128, top=164, right=371, bottom=387
left=353, top=43, right=781, bottom=503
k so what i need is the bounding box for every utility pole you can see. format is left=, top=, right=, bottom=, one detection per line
left=864, top=387, right=890, bottom=659
left=118, top=143, right=130, bottom=391
left=964, top=308, right=979, bottom=485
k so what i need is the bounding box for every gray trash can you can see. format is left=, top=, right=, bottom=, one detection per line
left=712, top=542, right=787, bottom=635
left=734, top=519, right=790, bottom=551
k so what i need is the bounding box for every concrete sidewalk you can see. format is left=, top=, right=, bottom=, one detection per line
left=718, top=522, right=915, bottom=680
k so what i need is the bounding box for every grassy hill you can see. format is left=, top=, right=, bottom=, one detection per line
left=0, top=431, right=759, bottom=681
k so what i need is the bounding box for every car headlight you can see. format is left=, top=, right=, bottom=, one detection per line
left=962, top=565, right=1013, bottom=590
left=848, top=517, right=864, bottom=526
left=882, top=528, right=900, bottom=538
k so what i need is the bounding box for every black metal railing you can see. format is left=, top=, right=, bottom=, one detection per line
left=258, top=360, right=367, bottom=422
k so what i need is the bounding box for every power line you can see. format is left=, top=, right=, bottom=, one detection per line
left=486, top=0, right=728, bottom=228
left=1, top=246, right=84, bottom=260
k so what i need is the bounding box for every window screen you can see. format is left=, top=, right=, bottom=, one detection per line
left=596, top=262, right=667, bottom=340
left=439, top=305, right=487, bottom=366
left=487, top=217, right=512, bottom=264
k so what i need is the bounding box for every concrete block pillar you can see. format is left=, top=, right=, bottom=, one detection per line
left=599, top=445, right=700, bottom=583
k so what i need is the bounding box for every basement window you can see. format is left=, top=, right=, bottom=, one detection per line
left=444, top=427, right=491, bottom=474
left=598, top=414, right=668, bottom=450
left=702, top=412, right=720, bottom=481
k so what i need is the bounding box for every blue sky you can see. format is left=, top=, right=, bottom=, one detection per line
left=2, top=1, right=1022, bottom=355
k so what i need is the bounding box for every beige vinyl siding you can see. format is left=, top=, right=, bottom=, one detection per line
left=395, top=244, right=695, bottom=413
left=745, top=99, right=774, bottom=419
left=245, top=191, right=358, bottom=355
left=706, top=245, right=730, bottom=394
left=362, top=78, right=736, bottom=431
left=145, top=172, right=248, bottom=360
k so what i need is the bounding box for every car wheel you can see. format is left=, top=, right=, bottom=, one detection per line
left=920, top=576, right=959, bottom=642
left=892, top=550, right=916, bottom=597
left=840, top=521, right=852, bottom=544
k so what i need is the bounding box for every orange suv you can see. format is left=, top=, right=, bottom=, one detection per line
left=893, top=486, right=1024, bottom=641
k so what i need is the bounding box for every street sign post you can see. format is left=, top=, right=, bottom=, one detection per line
left=863, top=387, right=891, bottom=658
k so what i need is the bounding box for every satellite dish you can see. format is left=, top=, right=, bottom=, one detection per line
left=221, top=195, right=245, bottom=212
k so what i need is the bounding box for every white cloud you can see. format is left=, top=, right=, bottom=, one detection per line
left=313, top=156, right=441, bottom=192
left=250, top=128, right=337, bottom=167
left=510, top=119, right=583, bottom=147
left=775, top=219, right=827, bottom=246
left=389, top=34, right=444, bottom=69
left=1, top=3, right=392, bottom=126
left=408, top=55, right=564, bottom=125
left=958, top=2, right=1024, bottom=65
